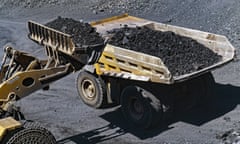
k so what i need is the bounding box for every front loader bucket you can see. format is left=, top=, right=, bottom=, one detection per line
left=28, top=21, right=75, bottom=55
left=28, top=21, right=105, bottom=66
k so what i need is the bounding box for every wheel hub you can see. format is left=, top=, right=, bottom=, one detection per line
left=82, top=79, right=96, bottom=100
left=129, top=98, right=144, bottom=121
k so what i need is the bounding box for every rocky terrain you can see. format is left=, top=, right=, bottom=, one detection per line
left=0, top=0, right=240, bottom=144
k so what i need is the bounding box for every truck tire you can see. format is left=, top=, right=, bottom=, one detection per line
left=3, top=122, right=56, bottom=144
left=76, top=70, right=107, bottom=108
left=121, top=86, right=163, bottom=129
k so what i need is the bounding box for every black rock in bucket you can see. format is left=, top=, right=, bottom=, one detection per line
left=45, top=17, right=104, bottom=47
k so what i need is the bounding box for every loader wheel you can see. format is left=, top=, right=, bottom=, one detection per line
left=3, top=122, right=56, bottom=144
left=77, top=70, right=107, bottom=108
left=121, top=86, right=163, bottom=129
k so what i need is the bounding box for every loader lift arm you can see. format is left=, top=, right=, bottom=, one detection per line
left=0, top=46, right=74, bottom=114
left=0, top=21, right=105, bottom=143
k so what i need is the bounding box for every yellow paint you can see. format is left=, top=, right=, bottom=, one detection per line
left=90, top=13, right=129, bottom=26
left=0, top=117, right=21, bottom=141
left=0, top=66, right=67, bottom=110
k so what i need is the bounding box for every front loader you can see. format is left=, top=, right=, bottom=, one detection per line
left=0, top=21, right=105, bottom=143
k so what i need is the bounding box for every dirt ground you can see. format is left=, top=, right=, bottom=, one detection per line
left=1, top=0, right=240, bottom=144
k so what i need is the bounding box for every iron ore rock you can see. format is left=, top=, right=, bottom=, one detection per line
left=108, top=26, right=222, bottom=76
left=45, top=17, right=104, bottom=47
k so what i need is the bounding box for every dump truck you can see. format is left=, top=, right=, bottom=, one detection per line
left=76, top=14, right=235, bottom=129
left=0, top=14, right=235, bottom=143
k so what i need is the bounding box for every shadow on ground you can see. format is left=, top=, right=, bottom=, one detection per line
left=58, top=82, right=240, bottom=144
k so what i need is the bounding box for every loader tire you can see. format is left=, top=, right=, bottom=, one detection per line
left=121, top=86, right=163, bottom=129
left=76, top=70, right=107, bottom=108
left=3, top=122, right=56, bottom=144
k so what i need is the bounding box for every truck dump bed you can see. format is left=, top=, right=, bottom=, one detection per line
left=91, top=14, right=235, bottom=84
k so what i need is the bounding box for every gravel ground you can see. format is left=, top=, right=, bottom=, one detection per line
left=0, top=0, right=240, bottom=144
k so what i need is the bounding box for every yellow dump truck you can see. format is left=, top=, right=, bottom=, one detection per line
left=0, top=14, right=235, bottom=143
left=76, top=14, right=235, bottom=129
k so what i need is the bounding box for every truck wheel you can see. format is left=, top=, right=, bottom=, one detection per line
left=76, top=70, right=107, bottom=108
left=121, top=86, right=163, bottom=129
left=3, top=122, right=56, bottom=144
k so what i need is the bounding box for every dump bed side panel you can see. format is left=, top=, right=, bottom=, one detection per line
left=94, top=44, right=172, bottom=84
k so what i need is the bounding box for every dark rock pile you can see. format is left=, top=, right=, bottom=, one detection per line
left=108, top=26, right=222, bottom=76
left=45, top=17, right=104, bottom=47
